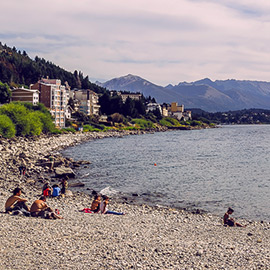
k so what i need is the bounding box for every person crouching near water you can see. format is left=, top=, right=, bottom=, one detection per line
left=61, top=177, right=69, bottom=195
left=30, top=196, right=63, bottom=219
left=90, top=194, right=101, bottom=213
left=5, top=187, right=30, bottom=215
left=100, top=195, right=125, bottom=215
left=223, top=207, right=245, bottom=227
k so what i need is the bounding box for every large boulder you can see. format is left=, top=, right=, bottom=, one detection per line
left=54, top=167, right=76, bottom=178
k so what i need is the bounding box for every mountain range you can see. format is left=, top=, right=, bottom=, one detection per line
left=97, top=74, right=270, bottom=112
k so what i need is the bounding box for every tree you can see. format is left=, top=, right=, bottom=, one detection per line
left=0, top=114, right=16, bottom=138
left=67, top=97, right=75, bottom=110
left=99, top=92, right=111, bottom=115
left=122, top=97, right=136, bottom=117
left=28, top=112, right=43, bottom=135
left=109, top=113, right=124, bottom=124
left=0, top=81, right=11, bottom=104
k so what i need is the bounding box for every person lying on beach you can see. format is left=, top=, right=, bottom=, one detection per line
left=5, top=187, right=30, bottom=215
left=90, top=194, right=101, bottom=213
left=30, top=196, right=63, bottom=219
left=223, top=207, right=245, bottom=227
left=100, top=195, right=125, bottom=215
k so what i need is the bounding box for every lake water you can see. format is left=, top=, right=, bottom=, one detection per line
left=62, top=125, right=270, bottom=221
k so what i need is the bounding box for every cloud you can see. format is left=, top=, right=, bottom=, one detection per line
left=1, top=0, right=270, bottom=85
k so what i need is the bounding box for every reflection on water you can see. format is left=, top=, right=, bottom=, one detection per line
left=62, top=125, right=270, bottom=221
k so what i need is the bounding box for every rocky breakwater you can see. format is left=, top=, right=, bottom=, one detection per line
left=0, top=130, right=159, bottom=192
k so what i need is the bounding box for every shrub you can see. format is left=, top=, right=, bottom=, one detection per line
left=131, top=118, right=154, bottom=129
left=28, top=112, right=43, bottom=136
left=83, top=125, right=101, bottom=132
left=62, top=127, right=76, bottom=133
left=191, top=120, right=202, bottom=126
left=34, top=111, right=55, bottom=133
left=109, top=113, right=124, bottom=123
left=0, top=115, right=16, bottom=138
left=51, top=129, right=62, bottom=134
left=159, top=117, right=181, bottom=127
left=0, top=103, right=31, bottom=136
left=122, top=126, right=138, bottom=130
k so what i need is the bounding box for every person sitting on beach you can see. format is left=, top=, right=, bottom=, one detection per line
left=30, top=196, right=63, bottom=219
left=5, top=187, right=30, bottom=214
left=100, top=195, right=125, bottom=215
left=52, top=184, right=61, bottom=197
left=42, top=182, right=52, bottom=197
left=223, top=207, right=245, bottom=227
left=90, top=194, right=101, bottom=213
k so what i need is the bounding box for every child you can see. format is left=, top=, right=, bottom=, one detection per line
left=223, top=207, right=245, bottom=227
left=100, top=195, right=125, bottom=215
left=52, top=184, right=61, bottom=197
left=42, top=182, right=52, bottom=197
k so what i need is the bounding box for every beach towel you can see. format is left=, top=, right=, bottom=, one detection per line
left=81, top=208, right=93, bottom=213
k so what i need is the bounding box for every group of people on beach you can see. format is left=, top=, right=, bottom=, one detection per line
left=4, top=187, right=63, bottom=219
left=42, top=177, right=68, bottom=198
left=4, top=187, right=125, bottom=219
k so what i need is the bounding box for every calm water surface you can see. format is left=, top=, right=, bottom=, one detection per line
left=62, top=125, right=270, bottom=221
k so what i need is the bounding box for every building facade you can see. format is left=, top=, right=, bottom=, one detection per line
left=30, top=78, right=67, bottom=128
left=72, top=89, right=100, bottom=116
left=167, top=102, right=191, bottom=121
left=11, top=87, right=39, bottom=104
left=146, top=103, right=162, bottom=114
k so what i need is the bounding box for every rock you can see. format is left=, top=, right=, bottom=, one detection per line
left=69, top=182, right=85, bottom=187
left=54, top=167, right=76, bottom=178
left=64, top=190, right=73, bottom=197
left=196, top=249, right=204, bottom=256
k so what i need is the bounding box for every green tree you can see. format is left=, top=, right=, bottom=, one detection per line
left=0, top=81, right=11, bottom=103
left=122, top=97, right=136, bottom=117
left=99, top=92, right=112, bottom=115
left=0, top=103, right=30, bottom=136
left=34, top=111, right=55, bottom=133
left=28, top=112, right=43, bottom=135
left=0, top=114, right=16, bottom=138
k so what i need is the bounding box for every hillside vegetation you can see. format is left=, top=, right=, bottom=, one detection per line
left=0, top=42, right=106, bottom=93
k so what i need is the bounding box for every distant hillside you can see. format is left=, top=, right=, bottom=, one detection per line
left=98, top=74, right=270, bottom=112
left=0, top=42, right=106, bottom=93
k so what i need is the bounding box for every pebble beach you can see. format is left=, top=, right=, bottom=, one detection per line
left=0, top=131, right=269, bottom=270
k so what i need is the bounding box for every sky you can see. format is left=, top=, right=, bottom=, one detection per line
left=1, top=0, right=270, bottom=86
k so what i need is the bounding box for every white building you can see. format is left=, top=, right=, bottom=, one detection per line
left=72, top=89, right=100, bottom=116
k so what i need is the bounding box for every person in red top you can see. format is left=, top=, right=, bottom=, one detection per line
left=42, top=182, right=52, bottom=197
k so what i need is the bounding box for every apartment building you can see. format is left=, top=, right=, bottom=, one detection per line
left=30, top=78, right=67, bottom=128
left=72, top=89, right=100, bottom=116
left=146, top=103, right=162, bottom=114
left=11, top=87, right=39, bottom=104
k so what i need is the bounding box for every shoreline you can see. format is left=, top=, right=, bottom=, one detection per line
left=0, top=131, right=269, bottom=269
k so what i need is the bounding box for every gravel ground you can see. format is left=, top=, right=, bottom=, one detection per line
left=0, top=132, right=269, bottom=270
